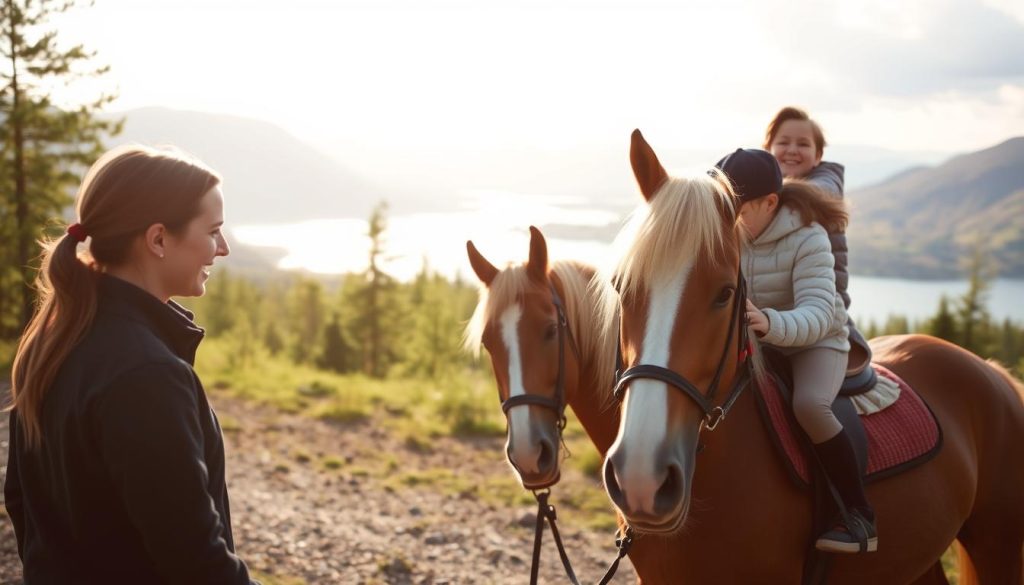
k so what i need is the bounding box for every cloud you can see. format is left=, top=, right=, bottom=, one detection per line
left=755, top=0, right=1024, bottom=97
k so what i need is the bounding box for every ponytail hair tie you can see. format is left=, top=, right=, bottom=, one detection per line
left=67, top=223, right=88, bottom=243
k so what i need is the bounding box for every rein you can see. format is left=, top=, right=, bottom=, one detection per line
left=499, top=283, right=634, bottom=585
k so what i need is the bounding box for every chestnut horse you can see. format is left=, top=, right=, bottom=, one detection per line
left=595, top=130, right=1024, bottom=584
left=465, top=226, right=619, bottom=489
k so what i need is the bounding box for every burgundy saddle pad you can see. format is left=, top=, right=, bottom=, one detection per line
left=758, top=363, right=942, bottom=485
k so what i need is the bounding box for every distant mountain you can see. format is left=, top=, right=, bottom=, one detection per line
left=108, top=107, right=384, bottom=224
left=847, top=137, right=1024, bottom=278
left=106, top=108, right=1020, bottom=279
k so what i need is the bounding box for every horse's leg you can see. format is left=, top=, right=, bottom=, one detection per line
left=907, top=561, right=950, bottom=585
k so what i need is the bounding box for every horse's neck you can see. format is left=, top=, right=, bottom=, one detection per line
left=568, top=355, right=619, bottom=457
left=696, top=371, right=779, bottom=488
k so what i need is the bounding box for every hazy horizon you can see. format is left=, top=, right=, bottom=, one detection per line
left=40, top=0, right=1024, bottom=279
left=51, top=0, right=1024, bottom=160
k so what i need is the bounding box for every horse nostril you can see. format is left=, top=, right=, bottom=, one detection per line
left=655, top=463, right=684, bottom=516
left=537, top=438, right=556, bottom=475
left=603, top=457, right=627, bottom=509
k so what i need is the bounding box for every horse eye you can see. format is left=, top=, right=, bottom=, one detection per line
left=544, top=323, right=558, bottom=341
left=714, top=287, right=735, bottom=307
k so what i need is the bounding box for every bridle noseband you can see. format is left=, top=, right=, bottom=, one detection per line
left=613, top=267, right=754, bottom=433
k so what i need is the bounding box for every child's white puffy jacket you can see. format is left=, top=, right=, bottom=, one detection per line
left=744, top=205, right=850, bottom=354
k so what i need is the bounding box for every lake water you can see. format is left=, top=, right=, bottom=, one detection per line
left=846, top=276, right=1024, bottom=326
left=231, top=194, right=1024, bottom=325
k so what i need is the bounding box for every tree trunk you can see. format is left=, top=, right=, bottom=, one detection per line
left=6, top=1, right=31, bottom=329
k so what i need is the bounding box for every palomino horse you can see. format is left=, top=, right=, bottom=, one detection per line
left=596, top=130, right=1024, bottom=584
left=465, top=226, right=619, bottom=488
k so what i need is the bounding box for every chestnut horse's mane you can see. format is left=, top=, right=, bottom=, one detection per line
left=465, top=260, right=618, bottom=402
left=594, top=171, right=770, bottom=391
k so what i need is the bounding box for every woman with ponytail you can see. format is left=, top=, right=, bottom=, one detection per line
left=4, top=145, right=259, bottom=584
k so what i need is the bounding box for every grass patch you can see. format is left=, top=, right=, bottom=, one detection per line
left=297, top=380, right=336, bottom=398
left=942, top=545, right=960, bottom=584
left=217, top=414, right=243, bottom=433
left=476, top=477, right=537, bottom=508
left=402, top=432, right=433, bottom=453
left=384, top=468, right=475, bottom=495
left=194, top=339, right=505, bottom=440
left=313, top=402, right=371, bottom=424
left=320, top=455, right=345, bottom=471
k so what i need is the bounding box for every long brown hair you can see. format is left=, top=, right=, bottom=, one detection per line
left=9, top=144, right=220, bottom=449
left=764, top=106, right=827, bottom=158
left=778, top=178, right=847, bottom=233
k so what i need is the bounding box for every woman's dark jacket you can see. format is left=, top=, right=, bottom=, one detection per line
left=4, top=274, right=256, bottom=584
left=806, top=161, right=850, bottom=308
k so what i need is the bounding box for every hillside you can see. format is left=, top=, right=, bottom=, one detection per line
left=848, top=137, right=1024, bottom=278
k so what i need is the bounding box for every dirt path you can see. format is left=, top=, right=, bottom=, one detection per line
left=0, top=391, right=635, bottom=584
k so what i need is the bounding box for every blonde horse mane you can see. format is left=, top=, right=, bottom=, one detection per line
left=465, top=259, right=619, bottom=401
left=595, top=171, right=770, bottom=392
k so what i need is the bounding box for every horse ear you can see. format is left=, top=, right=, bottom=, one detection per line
left=630, top=129, right=669, bottom=201
left=467, top=240, right=499, bottom=285
left=527, top=226, right=549, bottom=282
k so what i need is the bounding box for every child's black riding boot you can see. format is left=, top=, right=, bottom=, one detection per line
left=812, top=428, right=878, bottom=554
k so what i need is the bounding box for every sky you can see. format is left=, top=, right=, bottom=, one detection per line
left=34, top=0, right=1024, bottom=284
left=48, top=0, right=1024, bottom=161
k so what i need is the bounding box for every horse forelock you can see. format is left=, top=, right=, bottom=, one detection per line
left=596, top=173, right=740, bottom=340
left=465, top=261, right=615, bottom=380
left=464, top=264, right=530, bottom=356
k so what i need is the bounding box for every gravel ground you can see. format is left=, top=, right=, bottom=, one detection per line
left=0, top=390, right=635, bottom=584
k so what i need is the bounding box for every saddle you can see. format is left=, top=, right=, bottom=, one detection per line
left=756, top=347, right=943, bottom=487
left=753, top=348, right=943, bottom=585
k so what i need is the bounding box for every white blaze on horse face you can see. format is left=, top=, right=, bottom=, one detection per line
left=615, top=263, right=692, bottom=513
left=500, top=304, right=541, bottom=473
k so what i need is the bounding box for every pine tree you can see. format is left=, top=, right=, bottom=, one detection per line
left=288, top=278, right=326, bottom=364
left=199, top=269, right=238, bottom=336
left=957, top=245, right=994, bottom=355
left=364, top=202, right=390, bottom=377
left=318, top=312, right=351, bottom=373
left=344, top=202, right=403, bottom=378
left=928, top=295, right=958, bottom=343
left=0, top=0, right=122, bottom=333
left=882, top=315, right=910, bottom=336
left=998, top=318, right=1019, bottom=367
left=263, top=321, right=284, bottom=356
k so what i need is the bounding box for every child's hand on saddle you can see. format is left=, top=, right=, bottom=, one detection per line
left=745, top=299, right=769, bottom=336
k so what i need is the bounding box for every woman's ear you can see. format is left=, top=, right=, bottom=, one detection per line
left=144, top=224, right=168, bottom=259
left=765, top=193, right=780, bottom=213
